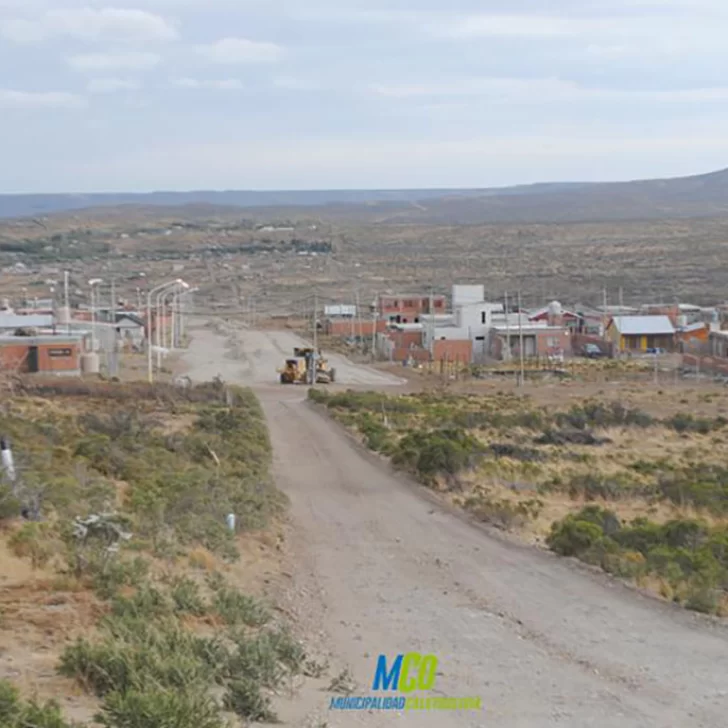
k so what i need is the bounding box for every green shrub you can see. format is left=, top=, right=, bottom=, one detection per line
left=307, top=388, right=329, bottom=404
left=357, top=414, right=391, bottom=453
left=0, top=680, right=78, bottom=728
left=97, top=686, right=226, bottom=728
left=546, top=517, right=606, bottom=557
left=488, top=443, right=545, bottom=462
left=657, top=465, right=728, bottom=514
left=567, top=473, right=626, bottom=501
left=0, top=485, right=21, bottom=521
left=169, top=576, right=207, bottom=616
left=223, top=678, right=276, bottom=723
left=684, top=578, right=720, bottom=614
left=8, top=522, right=55, bottom=569
left=665, top=413, right=722, bottom=435
left=556, top=401, right=653, bottom=430
left=211, top=586, right=271, bottom=628
left=59, top=622, right=227, bottom=698
left=111, top=585, right=172, bottom=620
left=391, top=428, right=481, bottom=483
left=548, top=511, right=728, bottom=615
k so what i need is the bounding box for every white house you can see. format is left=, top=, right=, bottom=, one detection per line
left=452, top=284, right=485, bottom=309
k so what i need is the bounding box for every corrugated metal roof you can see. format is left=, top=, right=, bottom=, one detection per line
left=0, top=314, right=54, bottom=329
left=680, top=322, right=707, bottom=333
left=611, top=315, right=675, bottom=335
left=0, top=335, right=83, bottom=344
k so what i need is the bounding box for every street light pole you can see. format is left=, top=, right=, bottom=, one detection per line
left=177, top=288, right=198, bottom=347
left=147, top=280, right=185, bottom=383
left=155, top=287, right=176, bottom=370
left=88, top=279, right=103, bottom=352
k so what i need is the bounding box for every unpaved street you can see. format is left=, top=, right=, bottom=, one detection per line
left=183, top=325, right=728, bottom=727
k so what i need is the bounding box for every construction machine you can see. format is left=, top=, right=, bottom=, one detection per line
left=279, top=348, right=336, bottom=384
left=278, top=356, right=308, bottom=384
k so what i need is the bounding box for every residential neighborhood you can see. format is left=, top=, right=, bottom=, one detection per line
left=321, top=284, right=728, bottom=373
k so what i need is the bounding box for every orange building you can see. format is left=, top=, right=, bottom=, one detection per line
left=378, top=294, right=446, bottom=324
left=0, top=335, right=83, bottom=375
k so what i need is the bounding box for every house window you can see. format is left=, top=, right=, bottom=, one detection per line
left=547, top=337, right=559, bottom=347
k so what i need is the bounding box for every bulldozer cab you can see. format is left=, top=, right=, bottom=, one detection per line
left=279, top=357, right=307, bottom=384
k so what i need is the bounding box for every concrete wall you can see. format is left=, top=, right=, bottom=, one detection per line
left=488, top=328, right=571, bottom=360
left=456, top=302, right=504, bottom=331
left=452, top=285, right=485, bottom=309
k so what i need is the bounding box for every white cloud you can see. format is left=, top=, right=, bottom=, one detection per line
left=370, top=77, right=728, bottom=104
left=87, top=77, right=140, bottom=93
left=173, top=78, right=243, bottom=90
left=0, top=89, right=86, bottom=109
left=1, top=7, right=177, bottom=44
left=273, top=76, right=321, bottom=91
left=196, top=37, right=284, bottom=64
left=68, top=52, right=161, bottom=71
left=439, top=15, right=579, bottom=38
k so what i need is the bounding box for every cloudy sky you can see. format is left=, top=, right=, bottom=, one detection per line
left=2, top=0, right=728, bottom=193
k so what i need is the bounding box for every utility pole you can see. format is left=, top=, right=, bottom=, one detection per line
left=429, top=288, right=435, bottom=360
left=64, top=270, right=70, bottom=335
left=371, top=302, right=378, bottom=362
left=350, top=296, right=355, bottom=340
left=504, top=291, right=511, bottom=363
left=312, top=291, right=318, bottom=384
left=518, top=290, right=525, bottom=387
left=110, top=278, right=118, bottom=378
left=356, top=290, right=363, bottom=352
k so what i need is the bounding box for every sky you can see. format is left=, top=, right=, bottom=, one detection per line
left=2, top=0, right=728, bottom=193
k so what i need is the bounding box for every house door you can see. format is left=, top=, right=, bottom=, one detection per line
left=27, top=346, right=39, bottom=373
left=525, top=337, right=536, bottom=357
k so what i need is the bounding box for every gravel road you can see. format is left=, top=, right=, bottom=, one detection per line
left=183, top=325, right=728, bottom=727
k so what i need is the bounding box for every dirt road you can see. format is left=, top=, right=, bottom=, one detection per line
left=183, top=325, right=728, bottom=727
left=183, top=325, right=404, bottom=388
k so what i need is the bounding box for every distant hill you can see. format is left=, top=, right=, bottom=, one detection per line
left=3, top=167, right=728, bottom=223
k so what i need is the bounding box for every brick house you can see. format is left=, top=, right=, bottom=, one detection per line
left=0, top=335, right=83, bottom=375
left=378, top=294, right=447, bottom=324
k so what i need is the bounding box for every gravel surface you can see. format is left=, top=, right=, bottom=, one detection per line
left=183, top=324, right=728, bottom=728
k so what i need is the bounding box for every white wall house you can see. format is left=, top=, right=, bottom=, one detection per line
left=452, top=284, right=485, bottom=309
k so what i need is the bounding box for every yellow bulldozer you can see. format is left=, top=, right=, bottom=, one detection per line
left=279, top=348, right=336, bottom=384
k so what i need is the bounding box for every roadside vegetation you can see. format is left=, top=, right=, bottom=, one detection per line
left=309, top=386, right=728, bottom=615
left=0, top=379, right=318, bottom=726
